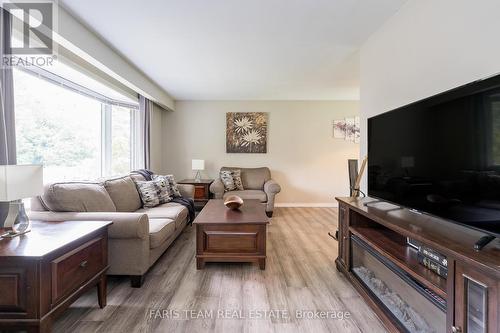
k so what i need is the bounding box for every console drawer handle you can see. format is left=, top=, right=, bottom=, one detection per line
left=79, top=260, right=88, bottom=268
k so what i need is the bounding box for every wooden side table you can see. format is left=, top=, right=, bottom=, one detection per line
left=178, top=179, right=214, bottom=210
left=0, top=220, right=112, bottom=333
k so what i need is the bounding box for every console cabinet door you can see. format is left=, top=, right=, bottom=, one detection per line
left=337, top=203, right=350, bottom=269
left=454, top=262, right=499, bottom=333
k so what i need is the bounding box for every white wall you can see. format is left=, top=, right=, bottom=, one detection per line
left=161, top=101, right=359, bottom=206
left=359, top=0, right=500, bottom=190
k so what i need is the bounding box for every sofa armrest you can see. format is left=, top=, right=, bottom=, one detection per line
left=264, top=179, right=281, bottom=194
left=28, top=211, right=149, bottom=240
left=177, top=184, right=195, bottom=199
left=210, top=178, right=225, bottom=199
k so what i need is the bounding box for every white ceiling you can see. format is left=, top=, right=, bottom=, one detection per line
left=61, top=0, right=406, bottom=101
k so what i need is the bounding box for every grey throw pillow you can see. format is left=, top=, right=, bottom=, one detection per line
left=220, top=170, right=244, bottom=192
left=135, top=178, right=172, bottom=208
left=154, top=174, right=182, bottom=197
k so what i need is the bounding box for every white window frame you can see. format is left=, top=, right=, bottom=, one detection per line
left=14, top=66, right=139, bottom=178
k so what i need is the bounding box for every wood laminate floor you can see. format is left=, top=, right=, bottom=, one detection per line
left=54, top=208, right=387, bottom=333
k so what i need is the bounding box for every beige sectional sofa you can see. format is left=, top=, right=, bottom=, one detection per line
left=28, top=173, right=194, bottom=287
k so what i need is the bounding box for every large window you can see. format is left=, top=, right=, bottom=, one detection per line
left=14, top=63, right=139, bottom=182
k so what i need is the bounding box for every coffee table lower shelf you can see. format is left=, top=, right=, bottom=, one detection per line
left=196, top=254, right=266, bottom=270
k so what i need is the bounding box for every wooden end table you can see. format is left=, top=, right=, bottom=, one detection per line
left=0, top=220, right=112, bottom=333
left=178, top=179, right=214, bottom=210
left=193, top=199, right=269, bottom=270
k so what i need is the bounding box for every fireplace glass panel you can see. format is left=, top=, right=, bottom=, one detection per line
left=465, top=277, right=487, bottom=333
left=351, top=236, right=446, bottom=333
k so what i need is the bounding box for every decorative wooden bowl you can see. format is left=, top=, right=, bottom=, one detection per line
left=224, top=195, right=244, bottom=210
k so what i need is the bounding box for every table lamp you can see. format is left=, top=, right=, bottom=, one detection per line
left=192, top=159, right=205, bottom=182
left=0, top=165, right=43, bottom=237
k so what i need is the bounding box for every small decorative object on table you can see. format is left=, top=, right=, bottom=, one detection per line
left=0, top=164, right=43, bottom=238
left=224, top=195, right=243, bottom=210
left=192, top=159, right=205, bottom=182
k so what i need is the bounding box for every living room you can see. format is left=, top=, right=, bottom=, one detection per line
left=0, top=1, right=499, bottom=333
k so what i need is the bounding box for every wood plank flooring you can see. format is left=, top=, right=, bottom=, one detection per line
left=54, top=208, right=387, bottom=333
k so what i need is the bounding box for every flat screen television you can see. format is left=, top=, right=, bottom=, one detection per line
left=368, top=73, right=500, bottom=238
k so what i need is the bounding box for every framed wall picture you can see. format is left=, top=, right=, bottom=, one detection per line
left=333, top=116, right=360, bottom=143
left=226, top=112, right=268, bottom=153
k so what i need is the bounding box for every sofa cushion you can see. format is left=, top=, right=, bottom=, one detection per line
left=129, top=172, right=146, bottom=182
left=242, top=167, right=271, bottom=190
left=136, top=202, right=188, bottom=229
left=149, top=218, right=176, bottom=249
left=40, top=182, right=117, bottom=212
left=104, top=176, right=142, bottom=212
left=223, top=190, right=267, bottom=203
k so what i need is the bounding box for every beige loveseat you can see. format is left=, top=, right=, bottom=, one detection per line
left=210, top=167, right=281, bottom=217
left=28, top=173, right=194, bottom=287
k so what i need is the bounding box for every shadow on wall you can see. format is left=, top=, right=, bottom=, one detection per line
left=271, top=169, right=334, bottom=205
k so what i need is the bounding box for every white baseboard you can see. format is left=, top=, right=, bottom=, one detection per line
left=275, top=202, right=338, bottom=208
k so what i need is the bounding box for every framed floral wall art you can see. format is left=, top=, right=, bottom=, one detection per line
left=226, top=112, right=268, bottom=153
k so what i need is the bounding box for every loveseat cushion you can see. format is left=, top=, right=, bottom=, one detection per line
left=40, top=182, right=117, bottom=212
left=136, top=202, right=188, bottom=229
left=223, top=190, right=267, bottom=203
left=104, top=176, right=142, bottom=212
left=149, top=218, right=176, bottom=249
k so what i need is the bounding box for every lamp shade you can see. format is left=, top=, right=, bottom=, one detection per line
left=0, top=165, right=43, bottom=201
left=192, top=159, right=205, bottom=171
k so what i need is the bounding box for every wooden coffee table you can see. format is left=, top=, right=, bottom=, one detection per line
left=193, top=199, right=269, bottom=270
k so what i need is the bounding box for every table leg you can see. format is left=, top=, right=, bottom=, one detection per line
left=258, top=258, right=266, bottom=270
left=196, top=258, right=205, bottom=270
left=97, top=274, right=107, bottom=308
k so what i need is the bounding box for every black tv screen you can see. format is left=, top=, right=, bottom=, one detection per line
left=368, top=74, right=500, bottom=236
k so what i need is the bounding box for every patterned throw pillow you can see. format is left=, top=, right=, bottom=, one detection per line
left=232, top=169, right=244, bottom=190
left=220, top=170, right=244, bottom=192
left=135, top=178, right=172, bottom=208
left=154, top=174, right=182, bottom=197
left=220, top=170, right=236, bottom=191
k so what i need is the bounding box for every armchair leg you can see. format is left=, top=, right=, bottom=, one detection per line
left=130, top=275, right=145, bottom=288
left=266, top=211, right=273, bottom=218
